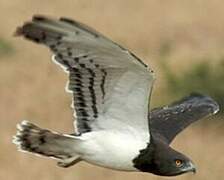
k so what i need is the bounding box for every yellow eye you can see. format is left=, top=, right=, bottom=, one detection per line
left=175, top=159, right=183, bottom=167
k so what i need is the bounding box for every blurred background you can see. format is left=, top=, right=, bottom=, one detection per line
left=0, top=0, right=224, bottom=179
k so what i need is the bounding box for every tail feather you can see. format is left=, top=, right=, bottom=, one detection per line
left=13, top=120, right=81, bottom=167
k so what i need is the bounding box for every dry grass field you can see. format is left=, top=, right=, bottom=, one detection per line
left=0, top=0, right=224, bottom=179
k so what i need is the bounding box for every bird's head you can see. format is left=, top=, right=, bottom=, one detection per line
left=133, top=137, right=196, bottom=176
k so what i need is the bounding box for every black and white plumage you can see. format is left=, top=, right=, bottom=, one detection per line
left=13, top=15, right=219, bottom=176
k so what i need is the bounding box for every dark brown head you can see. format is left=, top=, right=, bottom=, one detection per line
left=133, top=137, right=196, bottom=176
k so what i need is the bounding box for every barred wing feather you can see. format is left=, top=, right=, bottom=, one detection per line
left=16, top=15, right=154, bottom=135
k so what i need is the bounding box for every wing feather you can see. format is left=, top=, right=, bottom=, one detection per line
left=16, top=15, right=154, bottom=136
left=150, top=93, right=219, bottom=143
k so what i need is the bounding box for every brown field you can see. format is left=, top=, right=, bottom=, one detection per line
left=0, top=0, right=224, bottom=179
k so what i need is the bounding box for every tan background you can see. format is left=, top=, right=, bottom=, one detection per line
left=0, top=0, right=224, bottom=180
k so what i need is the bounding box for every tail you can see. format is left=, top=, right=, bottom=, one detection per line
left=13, top=120, right=81, bottom=168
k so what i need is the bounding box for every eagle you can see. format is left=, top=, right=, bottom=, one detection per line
left=13, top=15, right=219, bottom=176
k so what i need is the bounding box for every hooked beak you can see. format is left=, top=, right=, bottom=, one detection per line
left=190, top=166, right=197, bottom=174
left=184, top=161, right=197, bottom=174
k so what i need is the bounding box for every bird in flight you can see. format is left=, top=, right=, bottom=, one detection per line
left=13, top=15, right=219, bottom=176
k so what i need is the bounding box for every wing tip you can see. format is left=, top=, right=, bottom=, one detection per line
left=187, top=92, right=220, bottom=115
left=14, top=16, right=38, bottom=37
left=208, top=98, right=220, bottom=115
left=14, top=22, right=36, bottom=40
left=14, top=26, right=23, bottom=37
left=190, top=92, right=220, bottom=115
left=171, top=92, right=220, bottom=115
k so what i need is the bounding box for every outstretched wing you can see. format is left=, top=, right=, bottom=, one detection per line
left=16, top=15, right=154, bottom=135
left=150, top=93, right=219, bottom=144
